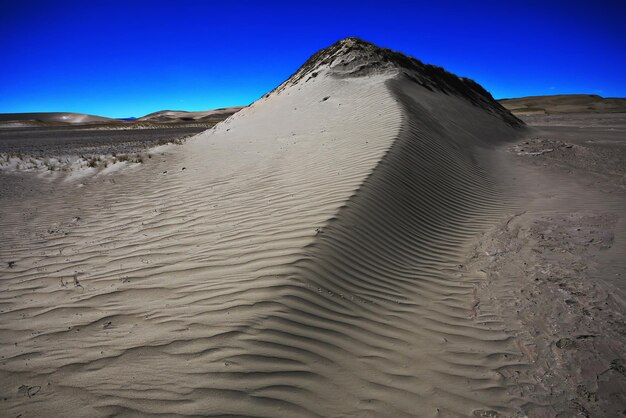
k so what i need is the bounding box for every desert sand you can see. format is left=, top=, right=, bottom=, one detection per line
left=0, top=38, right=624, bottom=417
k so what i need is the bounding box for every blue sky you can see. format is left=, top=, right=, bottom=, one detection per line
left=1, top=0, right=624, bottom=118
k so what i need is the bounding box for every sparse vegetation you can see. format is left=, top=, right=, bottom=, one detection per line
left=0, top=121, right=210, bottom=178
left=155, top=134, right=191, bottom=147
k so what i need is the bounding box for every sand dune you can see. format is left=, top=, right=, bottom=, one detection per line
left=1, top=38, right=623, bottom=416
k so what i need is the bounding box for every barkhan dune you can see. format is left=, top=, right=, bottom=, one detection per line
left=1, top=38, right=624, bottom=417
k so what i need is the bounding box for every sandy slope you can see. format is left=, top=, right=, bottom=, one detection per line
left=1, top=38, right=623, bottom=417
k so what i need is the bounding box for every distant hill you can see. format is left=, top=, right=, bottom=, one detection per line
left=0, top=107, right=244, bottom=128
left=498, top=94, right=626, bottom=115
left=0, top=112, right=115, bottom=127
left=137, top=107, right=245, bottom=123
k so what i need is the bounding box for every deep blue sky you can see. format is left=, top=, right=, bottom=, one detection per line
left=1, top=0, right=624, bottom=118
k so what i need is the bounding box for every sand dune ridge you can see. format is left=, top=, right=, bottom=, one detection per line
left=0, top=39, right=530, bottom=417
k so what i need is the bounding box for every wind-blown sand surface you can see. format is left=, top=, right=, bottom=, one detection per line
left=1, top=38, right=624, bottom=417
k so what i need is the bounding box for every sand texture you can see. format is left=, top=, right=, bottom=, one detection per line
left=1, top=38, right=624, bottom=417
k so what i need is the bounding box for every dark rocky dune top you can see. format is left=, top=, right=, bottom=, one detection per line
left=274, top=37, right=523, bottom=127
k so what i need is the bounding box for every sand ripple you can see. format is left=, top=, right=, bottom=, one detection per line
left=0, top=73, right=525, bottom=416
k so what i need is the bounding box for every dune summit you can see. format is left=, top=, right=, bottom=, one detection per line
left=1, top=38, right=625, bottom=417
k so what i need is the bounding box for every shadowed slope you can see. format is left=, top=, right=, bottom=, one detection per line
left=200, top=76, right=527, bottom=417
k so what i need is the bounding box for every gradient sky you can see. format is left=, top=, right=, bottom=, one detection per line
left=1, top=0, right=624, bottom=118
